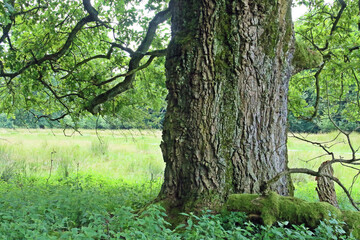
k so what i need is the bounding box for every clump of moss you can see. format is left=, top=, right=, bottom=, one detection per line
left=226, top=193, right=261, bottom=214
left=226, top=192, right=359, bottom=238
left=292, top=41, right=323, bottom=72
left=342, top=210, right=360, bottom=238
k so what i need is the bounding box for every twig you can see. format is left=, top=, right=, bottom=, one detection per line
left=46, top=150, right=56, bottom=185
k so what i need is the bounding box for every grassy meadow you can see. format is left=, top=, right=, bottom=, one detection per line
left=0, top=128, right=164, bottom=182
left=0, top=128, right=359, bottom=239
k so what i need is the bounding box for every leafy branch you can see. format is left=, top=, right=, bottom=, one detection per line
left=0, top=0, right=99, bottom=80
left=85, top=8, right=171, bottom=114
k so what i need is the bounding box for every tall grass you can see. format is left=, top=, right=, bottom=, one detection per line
left=0, top=128, right=164, bottom=183
left=0, top=129, right=359, bottom=208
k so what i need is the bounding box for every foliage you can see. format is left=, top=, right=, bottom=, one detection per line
left=290, top=0, right=360, bottom=132
left=0, top=0, right=169, bottom=127
left=0, top=175, right=161, bottom=239
left=0, top=175, right=356, bottom=239
left=1, top=0, right=359, bottom=134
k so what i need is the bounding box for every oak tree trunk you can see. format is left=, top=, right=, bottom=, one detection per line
left=160, top=0, right=294, bottom=209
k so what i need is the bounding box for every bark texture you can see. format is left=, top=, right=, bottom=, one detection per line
left=316, top=161, right=339, bottom=208
left=160, top=0, right=294, bottom=209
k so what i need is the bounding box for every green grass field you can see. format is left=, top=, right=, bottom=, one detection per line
left=0, top=129, right=359, bottom=203
left=0, top=128, right=164, bottom=182
left=0, top=129, right=359, bottom=239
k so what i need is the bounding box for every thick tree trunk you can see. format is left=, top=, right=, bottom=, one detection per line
left=160, top=0, right=294, bottom=209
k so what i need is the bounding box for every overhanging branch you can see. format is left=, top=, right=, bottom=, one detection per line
left=0, top=0, right=99, bottom=80
left=85, top=7, right=171, bottom=114
left=319, top=0, right=347, bottom=51
left=95, top=55, right=157, bottom=87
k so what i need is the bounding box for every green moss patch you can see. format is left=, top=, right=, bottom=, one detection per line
left=343, top=210, right=360, bottom=238
left=226, top=192, right=359, bottom=238
left=292, top=41, right=323, bottom=72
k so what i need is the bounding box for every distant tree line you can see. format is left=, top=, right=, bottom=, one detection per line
left=0, top=108, right=165, bottom=130
left=288, top=112, right=359, bottom=133
left=0, top=108, right=357, bottom=133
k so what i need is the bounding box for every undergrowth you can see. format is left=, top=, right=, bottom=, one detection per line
left=0, top=174, right=356, bottom=239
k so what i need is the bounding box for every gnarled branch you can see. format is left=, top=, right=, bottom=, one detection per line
left=85, top=8, right=171, bottom=114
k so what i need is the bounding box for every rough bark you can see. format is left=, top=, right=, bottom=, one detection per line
left=160, top=0, right=294, bottom=209
left=316, top=161, right=339, bottom=208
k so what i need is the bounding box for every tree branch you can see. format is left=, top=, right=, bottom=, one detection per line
left=0, top=0, right=99, bottom=80
left=319, top=0, right=347, bottom=51
left=61, top=45, right=115, bottom=80
left=309, top=62, right=325, bottom=120
left=358, top=0, right=360, bottom=31
left=85, top=7, right=171, bottom=113
left=95, top=55, right=157, bottom=87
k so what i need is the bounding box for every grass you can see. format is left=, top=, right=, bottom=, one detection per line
left=0, top=129, right=359, bottom=238
left=0, top=129, right=359, bottom=205
left=0, top=128, right=164, bottom=183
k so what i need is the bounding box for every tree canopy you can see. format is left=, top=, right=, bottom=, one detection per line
left=0, top=0, right=170, bottom=127
left=0, top=0, right=359, bottom=132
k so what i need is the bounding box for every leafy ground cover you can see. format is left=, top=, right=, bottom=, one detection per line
left=0, top=129, right=359, bottom=239
left=0, top=176, right=356, bottom=239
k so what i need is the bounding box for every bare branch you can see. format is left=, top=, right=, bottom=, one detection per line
left=30, top=110, right=68, bottom=122
left=36, top=72, right=71, bottom=113
left=290, top=130, right=337, bottom=157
